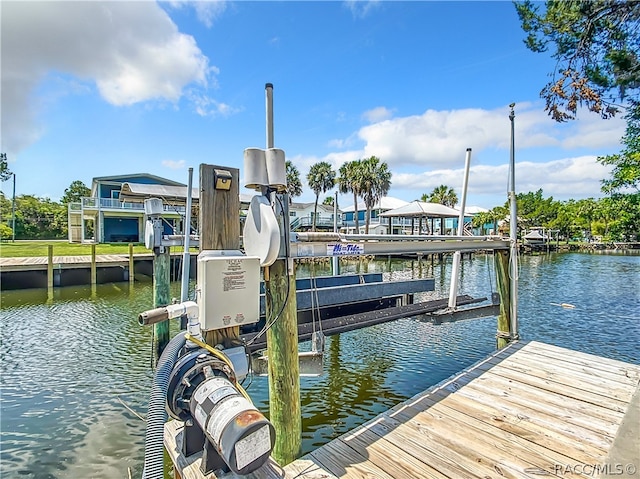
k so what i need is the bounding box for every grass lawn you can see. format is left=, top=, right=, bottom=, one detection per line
left=0, top=241, right=197, bottom=258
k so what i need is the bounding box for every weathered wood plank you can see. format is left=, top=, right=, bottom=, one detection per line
left=472, top=358, right=632, bottom=413
left=309, top=438, right=397, bottom=479
left=496, top=352, right=635, bottom=402
left=400, top=397, right=590, bottom=479
left=470, top=371, right=625, bottom=433
left=339, top=424, right=451, bottom=479
left=521, top=341, right=640, bottom=380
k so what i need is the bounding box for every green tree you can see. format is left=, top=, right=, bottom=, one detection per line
left=572, top=198, right=598, bottom=238
left=515, top=0, right=640, bottom=122
left=597, top=101, right=640, bottom=193
left=428, top=185, right=458, bottom=208
left=0, top=153, right=12, bottom=182
left=285, top=160, right=303, bottom=198
left=307, top=161, right=336, bottom=231
left=359, top=156, right=392, bottom=234
left=594, top=193, right=640, bottom=241
left=322, top=196, right=334, bottom=207
left=472, top=206, right=507, bottom=235
left=60, top=180, right=91, bottom=204
left=338, top=160, right=363, bottom=232
left=0, top=222, right=12, bottom=239
left=11, top=194, right=66, bottom=240
left=514, top=189, right=560, bottom=230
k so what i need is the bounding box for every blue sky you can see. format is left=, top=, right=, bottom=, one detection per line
left=1, top=1, right=625, bottom=209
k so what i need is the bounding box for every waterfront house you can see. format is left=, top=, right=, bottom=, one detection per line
left=67, top=174, right=193, bottom=243
left=67, top=173, right=339, bottom=243
left=341, top=197, right=409, bottom=234
left=289, top=202, right=341, bottom=231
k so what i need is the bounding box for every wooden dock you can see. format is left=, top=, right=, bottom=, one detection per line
left=165, top=340, right=640, bottom=479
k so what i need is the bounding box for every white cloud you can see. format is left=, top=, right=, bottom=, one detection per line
left=1, top=1, right=214, bottom=154
left=392, top=156, right=610, bottom=201
left=343, top=0, right=382, bottom=18
left=292, top=104, right=621, bottom=206
left=354, top=104, right=624, bottom=169
left=167, top=0, right=228, bottom=28
left=162, top=159, right=186, bottom=170
left=188, top=91, right=241, bottom=117
left=362, top=106, right=393, bottom=123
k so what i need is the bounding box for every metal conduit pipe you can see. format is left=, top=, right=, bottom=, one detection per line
left=141, top=331, right=187, bottom=479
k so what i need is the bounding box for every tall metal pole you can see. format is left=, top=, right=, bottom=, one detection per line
left=448, top=148, right=472, bottom=309
left=266, top=83, right=274, bottom=149
left=508, top=104, right=519, bottom=340
left=332, top=191, right=340, bottom=275
left=180, top=167, right=193, bottom=302
left=11, top=173, right=16, bottom=242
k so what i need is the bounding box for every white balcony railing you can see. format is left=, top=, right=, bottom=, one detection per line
left=69, top=197, right=186, bottom=214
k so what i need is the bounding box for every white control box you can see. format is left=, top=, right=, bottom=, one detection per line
left=197, top=251, right=260, bottom=331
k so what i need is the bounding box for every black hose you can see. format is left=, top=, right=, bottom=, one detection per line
left=141, top=331, right=187, bottom=479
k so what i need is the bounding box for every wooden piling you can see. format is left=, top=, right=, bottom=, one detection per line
left=265, top=259, right=302, bottom=465
left=153, top=246, right=171, bottom=361
left=47, top=245, right=54, bottom=290
left=91, top=244, right=97, bottom=285
left=199, top=163, right=241, bottom=348
left=128, top=243, right=135, bottom=282
left=494, top=249, right=512, bottom=349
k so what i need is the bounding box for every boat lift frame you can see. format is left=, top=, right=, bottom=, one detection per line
left=289, top=232, right=510, bottom=258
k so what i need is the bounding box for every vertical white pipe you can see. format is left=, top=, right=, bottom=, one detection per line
left=332, top=191, right=339, bottom=275
left=508, top=104, right=519, bottom=339
left=266, top=83, right=274, bottom=149
left=11, top=173, right=16, bottom=242
left=448, top=148, right=472, bottom=309
left=180, top=167, right=193, bottom=302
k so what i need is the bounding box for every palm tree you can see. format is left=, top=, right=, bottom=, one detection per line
left=360, top=156, right=392, bottom=234
left=338, top=160, right=363, bottom=232
left=286, top=160, right=303, bottom=198
left=428, top=185, right=458, bottom=208
left=307, top=161, right=336, bottom=231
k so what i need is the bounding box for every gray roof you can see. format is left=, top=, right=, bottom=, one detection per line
left=119, top=182, right=254, bottom=205
left=93, top=173, right=185, bottom=186
left=379, top=201, right=461, bottom=218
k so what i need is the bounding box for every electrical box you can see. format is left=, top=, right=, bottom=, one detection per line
left=197, top=251, right=260, bottom=331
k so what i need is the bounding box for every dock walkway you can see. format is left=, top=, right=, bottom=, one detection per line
left=165, top=340, right=640, bottom=479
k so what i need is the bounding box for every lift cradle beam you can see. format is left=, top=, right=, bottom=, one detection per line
left=291, top=233, right=510, bottom=258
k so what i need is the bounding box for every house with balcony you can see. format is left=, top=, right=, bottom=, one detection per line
left=289, top=202, right=341, bottom=231
left=67, top=174, right=194, bottom=243
left=68, top=173, right=338, bottom=243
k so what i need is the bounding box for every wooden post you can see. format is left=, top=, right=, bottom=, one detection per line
left=199, top=164, right=241, bottom=348
left=265, top=258, right=301, bottom=465
left=261, top=83, right=301, bottom=464
left=153, top=245, right=171, bottom=361
left=91, top=243, right=97, bottom=285
left=494, top=249, right=512, bottom=349
left=47, top=245, right=54, bottom=290
left=128, top=243, right=135, bottom=283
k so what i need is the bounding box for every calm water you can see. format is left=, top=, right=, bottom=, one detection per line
left=1, top=252, right=638, bottom=479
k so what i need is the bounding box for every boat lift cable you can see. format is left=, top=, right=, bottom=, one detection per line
left=309, top=264, right=325, bottom=354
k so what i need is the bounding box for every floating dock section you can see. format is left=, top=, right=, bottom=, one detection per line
left=165, top=340, right=640, bottom=479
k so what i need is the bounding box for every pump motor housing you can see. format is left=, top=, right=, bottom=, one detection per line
left=166, top=347, right=275, bottom=475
